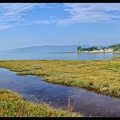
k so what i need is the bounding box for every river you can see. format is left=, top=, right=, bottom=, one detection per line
left=0, top=68, right=120, bottom=117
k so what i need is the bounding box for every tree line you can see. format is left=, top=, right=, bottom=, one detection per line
left=77, top=43, right=120, bottom=52
left=77, top=46, right=98, bottom=51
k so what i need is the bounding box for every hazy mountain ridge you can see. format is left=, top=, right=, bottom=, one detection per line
left=0, top=45, right=106, bottom=54
left=0, top=45, right=88, bottom=53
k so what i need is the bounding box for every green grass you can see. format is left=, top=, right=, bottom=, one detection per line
left=0, top=88, right=83, bottom=117
left=113, top=55, right=120, bottom=60
left=0, top=59, right=120, bottom=97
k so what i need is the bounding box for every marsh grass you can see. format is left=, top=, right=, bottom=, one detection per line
left=66, top=96, right=74, bottom=116
left=112, top=55, right=120, bottom=60
left=0, top=88, right=82, bottom=117
left=0, top=59, right=120, bottom=97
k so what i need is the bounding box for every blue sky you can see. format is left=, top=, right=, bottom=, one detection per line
left=0, top=3, right=120, bottom=50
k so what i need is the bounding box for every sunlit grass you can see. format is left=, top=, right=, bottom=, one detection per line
left=0, top=88, right=83, bottom=117
left=0, top=59, right=120, bottom=97
left=112, top=55, right=120, bottom=60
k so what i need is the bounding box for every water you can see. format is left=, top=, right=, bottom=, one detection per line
left=0, top=68, right=120, bottom=117
left=0, top=45, right=119, bottom=60
left=0, top=52, right=120, bottom=60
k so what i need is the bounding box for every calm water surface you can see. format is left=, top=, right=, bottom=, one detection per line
left=0, top=68, right=120, bottom=117
left=0, top=52, right=120, bottom=60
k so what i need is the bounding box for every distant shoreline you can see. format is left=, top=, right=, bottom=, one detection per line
left=76, top=51, right=120, bottom=53
left=47, top=51, right=120, bottom=54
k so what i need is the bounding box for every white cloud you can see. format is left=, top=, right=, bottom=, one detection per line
left=0, top=3, right=45, bottom=17
left=57, top=3, right=120, bottom=27
left=0, top=24, right=14, bottom=30
left=20, top=19, right=57, bottom=26
left=1, top=3, right=120, bottom=29
left=0, top=3, right=48, bottom=29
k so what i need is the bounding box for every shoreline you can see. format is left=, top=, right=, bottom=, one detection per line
left=0, top=60, right=120, bottom=98
left=47, top=51, right=120, bottom=54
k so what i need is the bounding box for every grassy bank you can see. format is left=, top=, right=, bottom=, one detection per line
left=0, top=88, right=82, bottom=117
left=0, top=59, right=120, bottom=97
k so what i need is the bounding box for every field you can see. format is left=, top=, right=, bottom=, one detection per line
left=0, top=58, right=120, bottom=98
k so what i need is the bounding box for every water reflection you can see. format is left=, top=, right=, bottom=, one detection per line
left=0, top=52, right=119, bottom=60
left=77, top=53, right=115, bottom=61
left=0, top=68, right=120, bottom=117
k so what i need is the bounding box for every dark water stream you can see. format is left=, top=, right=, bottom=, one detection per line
left=0, top=68, right=120, bottom=117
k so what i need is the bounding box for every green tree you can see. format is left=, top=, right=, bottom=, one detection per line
left=91, top=46, right=98, bottom=50
left=77, top=46, right=81, bottom=51
left=101, top=47, right=106, bottom=50
left=81, top=48, right=85, bottom=51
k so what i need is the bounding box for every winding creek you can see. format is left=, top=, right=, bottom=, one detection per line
left=0, top=68, right=120, bottom=117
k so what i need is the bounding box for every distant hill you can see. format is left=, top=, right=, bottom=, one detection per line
left=0, top=45, right=100, bottom=53
left=0, top=45, right=107, bottom=54
left=0, top=45, right=78, bottom=53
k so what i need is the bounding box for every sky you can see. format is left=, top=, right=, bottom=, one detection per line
left=0, top=3, right=120, bottom=51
